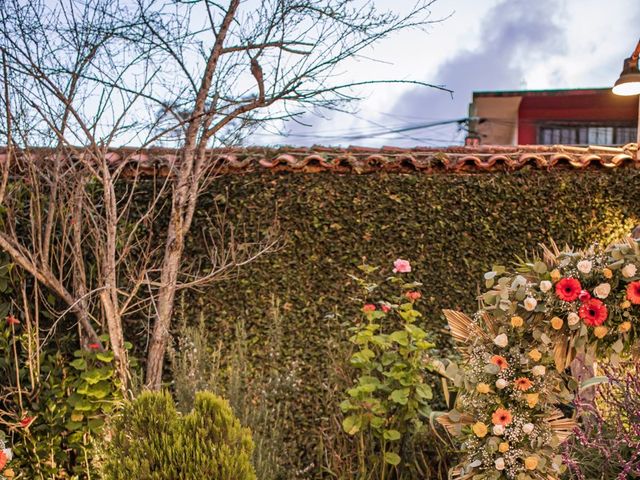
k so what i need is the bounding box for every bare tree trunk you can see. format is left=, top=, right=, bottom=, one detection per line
left=145, top=0, right=240, bottom=389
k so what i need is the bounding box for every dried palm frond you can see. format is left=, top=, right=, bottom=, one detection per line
left=539, top=238, right=561, bottom=266
left=480, top=311, right=499, bottom=336
left=443, top=309, right=488, bottom=344
left=545, top=409, right=577, bottom=443
left=553, top=335, right=575, bottom=372
left=435, top=411, right=475, bottom=437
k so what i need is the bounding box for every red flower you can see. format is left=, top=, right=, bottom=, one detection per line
left=578, top=298, right=608, bottom=327
left=380, top=305, right=391, bottom=313
left=578, top=290, right=591, bottom=302
left=19, top=416, right=35, bottom=428
left=362, top=304, right=376, bottom=313
left=555, top=277, right=582, bottom=302
left=88, top=343, right=100, bottom=350
left=0, top=450, right=7, bottom=470
left=6, top=315, right=20, bottom=325
left=405, top=291, right=421, bottom=302
left=627, top=281, right=640, bottom=305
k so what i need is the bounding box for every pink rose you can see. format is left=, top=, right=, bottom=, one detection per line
left=578, top=290, right=591, bottom=302
left=362, top=304, right=376, bottom=313
left=393, top=259, right=411, bottom=273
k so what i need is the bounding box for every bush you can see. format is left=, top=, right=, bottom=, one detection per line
left=168, top=297, right=293, bottom=480
left=337, top=262, right=451, bottom=479
left=0, top=277, right=123, bottom=478
left=563, top=361, right=640, bottom=479
left=98, top=390, right=256, bottom=480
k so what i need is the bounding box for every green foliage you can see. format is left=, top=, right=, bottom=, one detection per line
left=0, top=324, right=123, bottom=478
left=168, top=296, right=292, bottom=480
left=340, top=268, right=441, bottom=479
left=98, top=390, right=257, bottom=480
left=184, top=169, right=639, bottom=476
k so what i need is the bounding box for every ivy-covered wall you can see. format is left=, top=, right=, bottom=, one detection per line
left=184, top=168, right=640, bottom=474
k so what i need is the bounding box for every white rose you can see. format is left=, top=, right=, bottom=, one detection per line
left=496, top=378, right=508, bottom=389
left=593, top=283, right=611, bottom=299
left=567, top=312, right=580, bottom=326
left=622, top=264, right=637, bottom=278
left=524, top=297, right=537, bottom=311
left=493, top=424, right=505, bottom=435
left=577, top=260, right=592, bottom=274
left=539, top=280, right=552, bottom=293
left=531, top=365, right=546, bottom=376
left=493, top=333, right=509, bottom=348
left=495, top=457, right=505, bottom=470
left=522, top=423, right=535, bottom=434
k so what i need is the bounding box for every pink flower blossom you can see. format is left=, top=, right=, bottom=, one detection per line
left=392, top=259, right=411, bottom=273
left=578, top=290, right=591, bottom=302
left=362, top=304, right=376, bottom=313
left=381, top=305, right=391, bottom=313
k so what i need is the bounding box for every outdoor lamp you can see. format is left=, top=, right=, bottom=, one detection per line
left=612, top=44, right=640, bottom=96
left=612, top=39, right=640, bottom=159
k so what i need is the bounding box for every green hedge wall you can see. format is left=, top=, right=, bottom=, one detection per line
left=185, top=168, right=640, bottom=475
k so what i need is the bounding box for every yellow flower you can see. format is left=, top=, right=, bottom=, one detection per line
left=476, top=383, right=490, bottom=394
left=550, top=269, right=561, bottom=282
left=550, top=316, right=563, bottom=330
left=525, top=455, right=539, bottom=470
left=525, top=393, right=539, bottom=408
left=528, top=349, right=542, bottom=362
left=593, top=326, right=608, bottom=339
left=472, top=421, right=488, bottom=438
left=498, top=441, right=509, bottom=453
left=603, top=267, right=613, bottom=279
left=621, top=300, right=632, bottom=309
left=619, top=321, right=632, bottom=333
left=511, top=315, right=524, bottom=328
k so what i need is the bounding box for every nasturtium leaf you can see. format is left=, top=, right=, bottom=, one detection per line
left=383, top=429, right=401, bottom=441
left=384, top=452, right=401, bottom=466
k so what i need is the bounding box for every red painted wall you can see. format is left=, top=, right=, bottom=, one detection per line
left=517, top=91, right=638, bottom=144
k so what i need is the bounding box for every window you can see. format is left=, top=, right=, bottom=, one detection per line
left=538, top=124, right=636, bottom=146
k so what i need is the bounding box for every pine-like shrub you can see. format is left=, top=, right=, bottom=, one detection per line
left=98, top=391, right=256, bottom=480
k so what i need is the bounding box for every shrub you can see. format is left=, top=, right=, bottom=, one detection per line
left=168, top=295, right=293, bottom=480
left=98, top=390, right=257, bottom=480
left=0, top=301, right=123, bottom=478
left=339, top=261, right=448, bottom=479
left=563, top=361, right=640, bottom=479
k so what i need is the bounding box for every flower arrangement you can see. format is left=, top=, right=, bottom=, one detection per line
left=438, top=238, right=640, bottom=479
left=0, top=433, right=13, bottom=480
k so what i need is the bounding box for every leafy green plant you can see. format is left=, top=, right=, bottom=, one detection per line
left=340, top=262, right=442, bottom=479
left=97, top=390, right=256, bottom=480
left=0, top=317, right=124, bottom=478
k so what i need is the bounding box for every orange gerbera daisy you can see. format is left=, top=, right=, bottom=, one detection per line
left=515, top=377, right=533, bottom=391
left=490, top=355, right=509, bottom=370
left=491, top=407, right=513, bottom=426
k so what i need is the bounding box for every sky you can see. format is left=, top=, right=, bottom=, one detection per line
left=252, top=0, right=640, bottom=148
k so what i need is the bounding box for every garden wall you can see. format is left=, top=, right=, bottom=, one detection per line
left=182, top=168, right=639, bottom=475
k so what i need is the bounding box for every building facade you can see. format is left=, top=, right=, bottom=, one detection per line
left=467, top=88, right=638, bottom=146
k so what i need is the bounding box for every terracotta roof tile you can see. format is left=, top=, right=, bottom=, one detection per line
left=0, top=144, right=637, bottom=175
